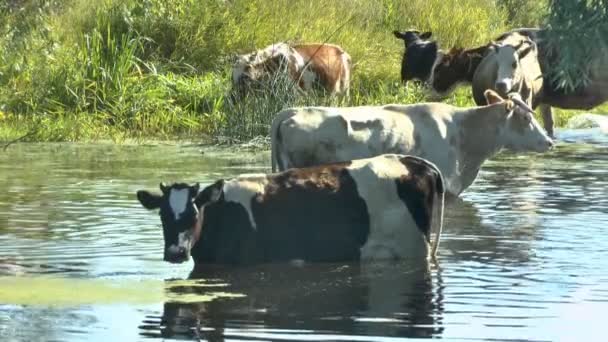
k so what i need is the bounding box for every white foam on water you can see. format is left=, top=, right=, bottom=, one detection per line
left=566, top=113, right=608, bottom=133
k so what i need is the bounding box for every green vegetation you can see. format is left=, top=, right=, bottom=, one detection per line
left=0, top=0, right=605, bottom=143
left=544, top=0, right=608, bottom=91
left=0, top=276, right=243, bottom=306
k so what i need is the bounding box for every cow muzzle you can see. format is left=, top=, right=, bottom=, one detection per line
left=537, top=137, right=555, bottom=152
left=164, top=231, right=193, bottom=264
left=495, top=80, right=512, bottom=95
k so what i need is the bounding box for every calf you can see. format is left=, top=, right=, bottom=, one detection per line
left=232, top=42, right=351, bottom=96
left=270, top=90, right=553, bottom=196
left=472, top=34, right=543, bottom=107
left=137, top=154, right=445, bottom=265
left=393, top=30, right=436, bottom=84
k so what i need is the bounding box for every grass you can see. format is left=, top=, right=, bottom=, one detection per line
left=0, top=0, right=604, bottom=143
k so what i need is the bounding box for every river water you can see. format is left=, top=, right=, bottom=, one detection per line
left=1, top=127, right=607, bottom=341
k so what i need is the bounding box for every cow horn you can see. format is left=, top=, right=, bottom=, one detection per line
left=509, top=94, right=535, bottom=114
left=160, top=182, right=169, bottom=194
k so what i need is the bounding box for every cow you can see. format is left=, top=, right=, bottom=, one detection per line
left=401, top=27, right=608, bottom=137
left=393, top=30, right=436, bottom=84
left=429, top=45, right=488, bottom=95
left=136, top=154, right=445, bottom=266
left=472, top=34, right=543, bottom=107
left=232, top=42, right=351, bottom=96
left=508, top=28, right=608, bottom=110
left=393, top=28, right=535, bottom=91
left=270, top=90, right=553, bottom=196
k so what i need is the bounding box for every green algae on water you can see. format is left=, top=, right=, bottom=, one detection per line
left=0, top=276, right=244, bottom=306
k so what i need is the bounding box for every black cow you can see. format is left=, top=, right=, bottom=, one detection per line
left=393, top=30, right=436, bottom=84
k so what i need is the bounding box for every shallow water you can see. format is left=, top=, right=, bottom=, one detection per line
left=1, top=128, right=607, bottom=341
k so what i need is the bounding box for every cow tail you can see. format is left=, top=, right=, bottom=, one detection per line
left=270, top=117, right=281, bottom=173
left=270, top=109, right=295, bottom=172
left=430, top=166, right=445, bottom=261
left=341, top=52, right=352, bottom=97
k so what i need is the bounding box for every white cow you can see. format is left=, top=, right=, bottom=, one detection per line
left=270, top=90, right=554, bottom=196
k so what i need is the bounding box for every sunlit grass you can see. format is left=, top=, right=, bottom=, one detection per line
left=0, top=0, right=603, bottom=143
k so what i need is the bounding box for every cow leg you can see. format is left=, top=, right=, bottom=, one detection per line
left=539, top=104, right=555, bottom=138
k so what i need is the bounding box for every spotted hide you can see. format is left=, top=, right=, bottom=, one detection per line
left=136, top=154, right=445, bottom=266
left=232, top=42, right=351, bottom=96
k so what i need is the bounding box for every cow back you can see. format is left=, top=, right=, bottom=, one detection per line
left=294, top=44, right=350, bottom=94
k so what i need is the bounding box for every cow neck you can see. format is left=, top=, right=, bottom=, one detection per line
left=456, top=103, right=508, bottom=174
left=465, top=56, right=482, bottom=82
left=189, top=204, right=207, bottom=261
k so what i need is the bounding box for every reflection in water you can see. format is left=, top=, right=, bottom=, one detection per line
left=1, top=132, right=607, bottom=341
left=140, top=262, right=444, bottom=341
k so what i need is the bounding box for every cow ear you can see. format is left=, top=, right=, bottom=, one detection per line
left=518, top=42, right=535, bottom=59
left=137, top=190, right=162, bottom=210
left=189, top=183, right=200, bottom=198
left=393, top=30, right=406, bottom=40
left=159, top=182, right=169, bottom=195
left=195, top=180, right=224, bottom=209
left=484, top=89, right=504, bottom=105
left=488, top=41, right=500, bottom=52
left=420, top=31, right=433, bottom=40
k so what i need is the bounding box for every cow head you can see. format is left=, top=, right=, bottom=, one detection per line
left=231, top=43, right=296, bottom=95
left=484, top=90, right=553, bottom=152
left=137, top=182, right=222, bottom=264
left=489, top=38, right=537, bottom=96
left=393, top=30, right=432, bottom=46
left=393, top=30, right=438, bottom=84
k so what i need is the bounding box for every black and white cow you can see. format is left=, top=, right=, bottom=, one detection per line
left=393, top=30, right=436, bottom=84
left=136, top=154, right=445, bottom=266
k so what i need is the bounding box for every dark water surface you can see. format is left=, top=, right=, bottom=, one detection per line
left=1, top=129, right=607, bottom=341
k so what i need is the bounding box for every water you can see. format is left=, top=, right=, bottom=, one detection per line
left=1, top=127, right=607, bottom=342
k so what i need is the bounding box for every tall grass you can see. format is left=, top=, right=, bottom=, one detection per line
left=1, top=0, right=601, bottom=143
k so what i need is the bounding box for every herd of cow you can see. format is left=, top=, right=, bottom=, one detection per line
left=137, top=27, right=607, bottom=270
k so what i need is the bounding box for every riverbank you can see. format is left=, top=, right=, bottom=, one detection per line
left=1, top=94, right=605, bottom=144
left=0, top=0, right=544, bottom=143
left=1, top=0, right=605, bottom=144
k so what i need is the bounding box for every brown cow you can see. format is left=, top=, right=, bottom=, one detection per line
left=232, top=42, right=351, bottom=96
left=429, top=46, right=488, bottom=95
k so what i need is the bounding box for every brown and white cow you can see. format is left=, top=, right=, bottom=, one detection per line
left=270, top=90, right=553, bottom=196
left=137, top=154, right=445, bottom=266
left=232, top=42, right=351, bottom=96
